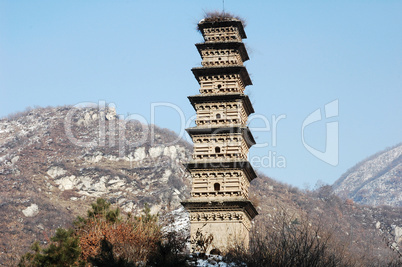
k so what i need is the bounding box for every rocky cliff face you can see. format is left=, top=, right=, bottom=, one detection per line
left=333, top=144, right=402, bottom=207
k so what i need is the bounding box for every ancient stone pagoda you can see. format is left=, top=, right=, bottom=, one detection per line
left=182, top=16, right=258, bottom=253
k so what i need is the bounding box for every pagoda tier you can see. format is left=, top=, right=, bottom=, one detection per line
left=188, top=94, right=254, bottom=127
left=197, top=19, right=247, bottom=41
left=182, top=199, right=257, bottom=229
left=184, top=164, right=255, bottom=200
left=186, top=127, right=255, bottom=161
left=195, top=42, right=249, bottom=67
left=192, top=66, right=252, bottom=95
left=182, top=199, right=256, bottom=249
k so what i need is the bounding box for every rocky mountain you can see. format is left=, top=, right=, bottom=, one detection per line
left=333, top=143, right=402, bottom=207
left=0, top=106, right=192, bottom=263
left=0, top=106, right=401, bottom=265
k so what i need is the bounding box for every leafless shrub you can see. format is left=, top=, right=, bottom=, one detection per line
left=3, top=106, right=33, bottom=121
left=203, top=11, right=246, bottom=25
left=190, top=227, right=213, bottom=255
left=225, top=212, right=358, bottom=267
left=147, top=215, right=189, bottom=266
left=197, top=11, right=246, bottom=31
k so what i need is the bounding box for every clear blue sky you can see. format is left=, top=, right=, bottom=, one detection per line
left=1, top=1, right=401, bottom=188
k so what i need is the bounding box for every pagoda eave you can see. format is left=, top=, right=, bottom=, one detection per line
left=195, top=42, right=249, bottom=62
left=198, top=19, right=247, bottom=39
left=184, top=160, right=257, bottom=181
left=186, top=126, right=256, bottom=147
left=181, top=198, right=258, bottom=219
left=187, top=94, right=254, bottom=115
left=191, top=66, right=252, bottom=86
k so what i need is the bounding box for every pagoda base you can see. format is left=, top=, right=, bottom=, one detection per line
left=182, top=199, right=257, bottom=254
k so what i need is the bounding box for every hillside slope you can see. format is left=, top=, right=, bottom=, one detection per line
left=0, top=106, right=401, bottom=264
left=0, top=106, right=192, bottom=263
left=333, top=144, right=402, bottom=207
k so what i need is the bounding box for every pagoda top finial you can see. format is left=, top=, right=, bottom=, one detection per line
left=198, top=11, right=247, bottom=39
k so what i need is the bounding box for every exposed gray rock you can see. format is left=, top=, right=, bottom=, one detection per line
left=47, top=166, right=67, bottom=178
left=333, top=144, right=402, bottom=207
left=394, top=226, right=402, bottom=244
left=22, top=204, right=39, bottom=217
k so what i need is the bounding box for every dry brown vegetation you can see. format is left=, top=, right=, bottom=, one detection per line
left=249, top=174, right=402, bottom=266
left=226, top=214, right=353, bottom=266
left=76, top=202, right=161, bottom=264
left=224, top=207, right=401, bottom=267
left=18, top=199, right=188, bottom=266
left=198, top=11, right=246, bottom=28
left=18, top=197, right=400, bottom=266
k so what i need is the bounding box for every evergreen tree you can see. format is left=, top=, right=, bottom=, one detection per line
left=19, top=228, right=81, bottom=267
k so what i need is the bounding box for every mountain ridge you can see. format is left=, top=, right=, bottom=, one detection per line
left=333, top=143, right=402, bottom=207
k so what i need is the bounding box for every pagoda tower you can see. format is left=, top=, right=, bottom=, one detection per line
left=182, top=15, right=258, bottom=253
